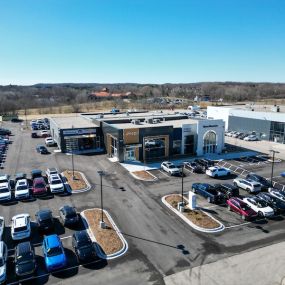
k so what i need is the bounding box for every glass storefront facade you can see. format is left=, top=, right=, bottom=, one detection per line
left=203, top=131, right=217, bottom=154
left=144, top=137, right=166, bottom=160
left=269, top=121, right=285, bottom=143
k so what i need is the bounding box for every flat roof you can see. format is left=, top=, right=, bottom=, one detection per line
left=110, top=118, right=199, bottom=129
left=50, top=116, right=95, bottom=129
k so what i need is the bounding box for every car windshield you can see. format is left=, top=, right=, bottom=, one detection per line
left=0, top=188, right=9, bottom=193
left=47, top=246, right=62, bottom=257
left=17, top=185, right=28, bottom=191
left=17, top=252, right=33, bottom=264
left=66, top=212, right=76, bottom=218
left=169, top=165, right=176, bottom=169
left=15, top=226, right=27, bottom=232
left=51, top=180, right=61, bottom=185
left=257, top=200, right=267, bottom=207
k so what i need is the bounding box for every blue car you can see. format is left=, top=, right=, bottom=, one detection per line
left=42, top=234, right=67, bottom=272
left=191, top=183, right=225, bottom=203
left=281, top=172, right=285, bottom=178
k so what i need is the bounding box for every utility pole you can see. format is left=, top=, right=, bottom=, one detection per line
left=181, top=164, right=184, bottom=206
left=98, top=170, right=105, bottom=228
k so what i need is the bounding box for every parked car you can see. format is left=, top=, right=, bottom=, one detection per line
left=48, top=174, right=64, bottom=193
left=243, top=196, right=274, bottom=218
left=226, top=197, right=258, bottom=220
left=15, top=241, right=37, bottom=277
left=42, top=234, right=67, bottom=272
left=161, top=161, right=180, bottom=176
left=72, top=230, right=96, bottom=262
left=244, top=135, right=258, bottom=141
left=0, top=217, right=4, bottom=241
left=0, top=175, right=9, bottom=184
left=268, top=189, right=285, bottom=202
left=215, top=183, right=239, bottom=199
left=11, top=214, right=31, bottom=240
left=40, top=130, right=50, bottom=138
left=0, top=182, right=12, bottom=202
left=35, top=209, right=54, bottom=232
left=206, top=167, right=231, bottom=178
left=45, top=137, right=55, bottom=147
left=32, top=177, right=48, bottom=196
left=46, top=168, right=59, bottom=177
left=0, top=129, right=11, bottom=136
left=11, top=118, right=23, bottom=123
left=233, top=178, right=261, bottom=193
left=31, top=169, right=42, bottom=179
left=183, top=161, right=204, bottom=173
left=191, top=183, right=225, bottom=203
left=281, top=172, right=285, bottom=178
left=257, top=192, right=285, bottom=215
left=239, top=133, right=249, bottom=140
left=15, top=179, right=30, bottom=200
left=31, top=132, right=38, bottom=138
left=0, top=241, right=8, bottom=284
left=194, top=158, right=214, bottom=169
left=59, top=205, right=79, bottom=226
left=245, top=173, right=272, bottom=190
left=36, top=145, right=49, bottom=154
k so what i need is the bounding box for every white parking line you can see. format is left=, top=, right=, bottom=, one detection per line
left=225, top=222, right=251, bottom=229
left=158, top=170, right=169, bottom=177
left=7, top=258, right=103, bottom=285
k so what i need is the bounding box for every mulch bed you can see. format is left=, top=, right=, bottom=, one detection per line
left=84, top=209, right=123, bottom=255
left=132, top=170, right=156, bottom=180
left=165, top=194, right=220, bottom=229
left=63, top=170, right=87, bottom=191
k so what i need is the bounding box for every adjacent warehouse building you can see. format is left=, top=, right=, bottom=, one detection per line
left=50, top=111, right=225, bottom=162
left=207, top=106, right=285, bottom=144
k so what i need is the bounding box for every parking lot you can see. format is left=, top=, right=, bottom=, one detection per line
left=2, top=121, right=285, bottom=284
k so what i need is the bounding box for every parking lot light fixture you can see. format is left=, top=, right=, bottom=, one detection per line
left=269, top=150, right=280, bottom=188
left=98, top=170, right=106, bottom=228
left=181, top=164, right=185, bottom=208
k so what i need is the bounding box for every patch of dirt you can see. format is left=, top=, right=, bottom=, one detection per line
left=132, top=170, right=156, bottom=180
left=84, top=209, right=123, bottom=255
left=63, top=170, right=87, bottom=191
left=165, top=194, right=220, bottom=229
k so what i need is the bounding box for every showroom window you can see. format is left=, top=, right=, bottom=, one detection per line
left=203, top=131, right=217, bottom=154
left=173, top=140, right=181, bottom=155
left=144, top=137, right=166, bottom=160
left=184, top=135, right=194, bottom=154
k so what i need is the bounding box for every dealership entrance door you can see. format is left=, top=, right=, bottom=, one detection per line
left=124, top=146, right=137, bottom=161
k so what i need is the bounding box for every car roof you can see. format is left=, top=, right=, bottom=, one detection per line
left=16, top=179, right=28, bottom=185
left=13, top=214, right=29, bottom=227
left=62, top=205, right=75, bottom=214
left=45, top=234, right=60, bottom=248
left=74, top=230, right=90, bottom=241
left=37, top=209, right=52, bottom=219
left=16, top=241, right=32, bottom=255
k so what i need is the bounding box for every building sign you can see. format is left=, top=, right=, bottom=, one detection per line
left=182, top=124, right=193, bottom=133
left=62, top=128, right=97, bottom=136
left=123, top=128, right=139, bottom=144
left=203, top=125, right=218, bottom=128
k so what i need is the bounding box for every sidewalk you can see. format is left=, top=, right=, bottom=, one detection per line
left=164, top=241, right=285, bottom=285
left=226, top=137, right=285, bottom=160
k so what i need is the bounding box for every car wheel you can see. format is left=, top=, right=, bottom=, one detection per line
left=246, top=188, right=251, bottom=193
left=192, top=188, right=196, bottom=193
left=258, top=211, right=264, bottom=217
left=241, top=215, right=246, bottom=220
left=227, top=172, right=230, bottom=176
left=233, top=182, right=237, bottom=186
left=227, top=205, right=231, bottom=211
left=207, top=197, right=211, bottom=203
left=214, top=174, right=218, bottom=178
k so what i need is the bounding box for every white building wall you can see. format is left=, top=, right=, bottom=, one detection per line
left=207, top=106, right=231, bottom=130
left=196, top=119, right=225, bottom=156
left=181, top=124, right=197, bottom=155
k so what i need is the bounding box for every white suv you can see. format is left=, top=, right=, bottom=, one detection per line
left=0, top=182, right=11, bottom=202
left=15, top=179, right=30, bottom=199
left=48, top=174, right=64, bottom=193
left=45, top=137, right=55, bottom=146
left=11, top=214, right=31, bottom=240
left=243, top=197, right=274, bottom=217
left=233, top=178, right=261, bottom=193
left=206, top=167, right=231, bottom=178
left=0, top=241, right=7, bottom=284
left=161, top=162, right=180, bottom=176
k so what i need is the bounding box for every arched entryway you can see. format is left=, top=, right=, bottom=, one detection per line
left=203, top=131, right=217, bottom=154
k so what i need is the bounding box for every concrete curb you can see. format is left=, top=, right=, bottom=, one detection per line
left=80, top=208, right=128, bottom=260
left=61, top=171, right=92, bottom=194
left=130, top=170, right=158, bottom=182
left=161, top=194, right=225, bottom=233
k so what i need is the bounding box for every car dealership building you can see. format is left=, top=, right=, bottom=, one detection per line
left=207, top=106, right=285, bottom=144
left=50, top=111, right=225, bottom=162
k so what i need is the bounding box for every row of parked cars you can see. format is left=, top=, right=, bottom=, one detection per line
left=191, top=172, right=285, bottom=220
left=30, top=118, right=50, bottom=131
left=225, top=131, right=259, bottom=141
left=0, top=168, right=66, bottom=202
left=0, top=207, right=96, bottom=281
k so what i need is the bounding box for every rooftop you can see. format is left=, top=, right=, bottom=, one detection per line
left=50, top=116, right=95, bottom=129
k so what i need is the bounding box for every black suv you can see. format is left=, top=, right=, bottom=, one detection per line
left=15, top=241, right=37, bottom=277
left=59, top=205, right=79, bottom=226
left=72, top=230, right=96, bottom=262
left=194, top=158, right=214, bottom=169
left=215, top=184, right=239, bottom=199
left=31, top=169, right=42, bottom=179
left=35, top=209, right=54, bottom=232
left=245, top=173, right=272, bottom=190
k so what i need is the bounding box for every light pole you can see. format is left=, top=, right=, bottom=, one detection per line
left=71, top=125, right=75, bottom=180
left=98, top=170, right=105, bottom=228
left=269, top=150, right=280, bottom=188
left=181, top=164, right=184, bottom=206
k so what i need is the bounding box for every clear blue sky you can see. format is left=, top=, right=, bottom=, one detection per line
left=0, top=0, right=284, bottom=85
